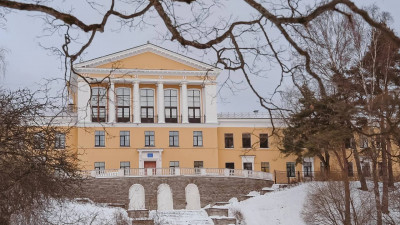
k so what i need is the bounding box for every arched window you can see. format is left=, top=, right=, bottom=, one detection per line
left=188, top=89, right=201, bottom=123
left=116, top=87, right=130, bottom=122
left=91, top=87, right=106, bottom=122
left=140, top=89, right=154, bottom=123
left=164, top=89, right=178, bottom=123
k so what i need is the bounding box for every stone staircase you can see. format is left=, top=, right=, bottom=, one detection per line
left=126, top=186, right=275, bottom=225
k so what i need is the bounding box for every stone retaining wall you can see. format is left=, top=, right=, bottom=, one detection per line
left=78, top=176, right=273, bottom=210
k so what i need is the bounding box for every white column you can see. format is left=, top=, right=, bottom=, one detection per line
left=204, top=84, right=218, bottom=123
left=133, top=81, right=141, bottom=123
left=108, top=82, right=116, bottom=123
left=181, top=82, right=189, bottom=123
left=77, top=80, right=91, bottom=123
left=157, top=82, right=165, bottom=123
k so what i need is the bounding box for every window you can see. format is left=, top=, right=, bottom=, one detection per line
left=140, top=89, right=154, bottom=123
left=286, top=162, right=296, bottom=177
left=170, top=161, right=179, bottom=175
left=348, top=162, right=354, bottom=177
left=170, top=161, right=179, bottom=168
left=226, top=162, right=234, bottom=175
left=188, top=89, right=201, bottom=123
left=120, top=161, right=130, bottom=175
left=260, top=133, right=269, bottom=148
left=345, top=138, right=355, bottom=149
left=55, top=132, right=66, bottom=149
left=361, top=161, right=371, bottom=177
left=194, top=161, right=203, bottom=168
left=169, top=131, right=179, bottom=147
left=94, top=162, right=105, bottom=171
left=95, top=131, right=105, bottom=147
left=194, top=161, right=203, bottom=174
left=360, top=135, right=368, bottom=148
left=225, top=133, right=234, bottom=148
left=145, top=131, right=155, bottom=147
left=91, top=87, right=107, bottom=122
left=320, top=161, right=326, bottom=173
left=303, top=162, right=312, bottom=177
left=120, top=131, right=130, bottom=147
left=164, top=89, right=178, bottom=123
left=117, top=88, right=131, bottom=122
left=34, top=132, right=45, bottom=149
left=225, top=162, right=234, bottom=169
left=243, top=162, right=252, bottom=170
left=261, top=162, right=270, bottom=173
left=242, top=133, right=251, bottom=148
left=375, top=136, right=382, bottom=149
left=193, top=131, right=203, bottom=147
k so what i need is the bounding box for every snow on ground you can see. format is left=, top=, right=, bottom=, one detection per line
left=229, top=184, right=309, bottom=225
left=12, top=199, right=130, bottom=225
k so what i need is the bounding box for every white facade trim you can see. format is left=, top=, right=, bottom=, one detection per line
left=74, top=43, right=220, bottom=72
left=138, top=149, right=163, bottom=169
left=77, top=81, right=91, bottom=123
left=157, top=82, right=165, bottom=123
left=74, top=67, right=220, bottom=77
left=108, top=82, right=116, bottom=123
left=75, top=122, right=219, bottom=128
left=181, top=82, right=188, bottom=123
left=218, top=118, right=285, bottom=128
left=241, top=155, right=255, bottom=170
left=77, top=77, right=216, bottom=85
left=133, top=81, right=141, bottom=123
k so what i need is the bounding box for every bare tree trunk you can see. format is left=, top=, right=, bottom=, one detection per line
left=341, top=147, right=351, bottom=225
left=0, top=214, right=10, bottom=225
left=381, top=136, right=389, bottom=214
left=325, top=150, right=331, bottom=176
left=387, top=138, right=394, bottom=187
left=372, top=155, right=383, bottom=225
left=353, top=145, right=368, bottom=191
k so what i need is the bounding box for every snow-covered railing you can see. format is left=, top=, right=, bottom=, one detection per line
left=82, top=168, right=273, bottom=181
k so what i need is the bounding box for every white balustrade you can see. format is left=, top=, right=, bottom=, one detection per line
left=82, top=168, right=273, bottom=181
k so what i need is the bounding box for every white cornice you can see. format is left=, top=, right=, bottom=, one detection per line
left=73, top=67, right=221, bottom=76
left=76, top=122, right=219, bottom=128
left=76, top=77, right=217, bottom=85
left=74, top=43, right=221, bottom=72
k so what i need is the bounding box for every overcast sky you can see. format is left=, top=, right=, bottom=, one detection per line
left=1, top=0, right=400, bottom=113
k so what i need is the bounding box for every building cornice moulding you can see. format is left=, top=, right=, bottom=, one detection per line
left=76, top=77, right=217, bottom=85
left=76, top=122, right=219, bottom=128
left=74, top=67, right=221, bottom=77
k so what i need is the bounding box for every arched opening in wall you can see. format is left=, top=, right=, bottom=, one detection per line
left=129, top=184, right=145, bottom=210
left=157, top=183, right=173, bottom=211
left=185, top=183, right=201, bottom=210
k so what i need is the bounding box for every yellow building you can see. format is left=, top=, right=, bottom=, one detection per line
left=66, top=43, right=310, bottom=179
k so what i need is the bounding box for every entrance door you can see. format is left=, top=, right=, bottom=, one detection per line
left=144, top=161, right=156, bottom=175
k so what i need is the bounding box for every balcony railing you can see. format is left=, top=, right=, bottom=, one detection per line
left=82, top=168, right=273, bottom=181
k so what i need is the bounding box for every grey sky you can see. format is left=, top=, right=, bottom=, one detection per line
left=1, top=0, right=400, bottom=113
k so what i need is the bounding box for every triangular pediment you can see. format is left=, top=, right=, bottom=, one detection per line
left=74, top=43, right=218, bottom=72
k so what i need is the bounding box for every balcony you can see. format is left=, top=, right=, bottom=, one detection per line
left=82, top=168, right=273, bottom=181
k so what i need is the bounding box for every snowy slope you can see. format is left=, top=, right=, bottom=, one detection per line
left=230, top=184, right=308, bottom=225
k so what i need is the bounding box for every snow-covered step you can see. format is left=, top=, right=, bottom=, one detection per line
left=149, top=210, right=213, bottom=225
left=212, top=202, right=230, bottom=207
left=211, top=217, right=237, bottom=225
left=205, top=208, right=229, bottom=217
left=261, top=187, right=274, bottom=195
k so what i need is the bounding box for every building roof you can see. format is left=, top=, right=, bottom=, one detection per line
left=74, top=43, right=221, bottom=72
